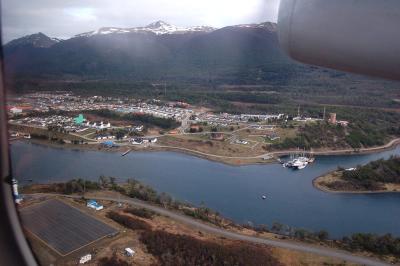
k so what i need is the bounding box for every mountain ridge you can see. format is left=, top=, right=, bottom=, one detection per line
left=5, top=21, right=277, bottom=46
left=5, top=32, right=60, bottom=48
left=3, top=20, right=309, bottom=86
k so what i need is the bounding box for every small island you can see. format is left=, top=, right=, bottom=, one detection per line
left=314, top=156, right=400, bottom=193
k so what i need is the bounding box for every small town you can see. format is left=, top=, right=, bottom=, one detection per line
left=7, top=91, right=351, bottom=167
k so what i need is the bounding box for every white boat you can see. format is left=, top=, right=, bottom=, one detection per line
left=295, top=161, right=308, bottom=170
left=292, top=158, right=308, bottom=169
left=283, top=155, right=310, bottom=170
left=261, top=195, right=267, bottom=200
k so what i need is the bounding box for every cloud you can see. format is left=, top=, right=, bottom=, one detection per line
left=64, top=8, right=97, bottom=22
left=1, top=0, right=280, bottom=42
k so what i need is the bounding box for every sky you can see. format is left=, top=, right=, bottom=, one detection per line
left=2, top=0, right=280, bottom=42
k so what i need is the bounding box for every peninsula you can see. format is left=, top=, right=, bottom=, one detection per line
left=314, top=156, right=400, bottom=193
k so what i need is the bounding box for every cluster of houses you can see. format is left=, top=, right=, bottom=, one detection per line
left=9, top=111, right=154, bottom=146
left=95, top=135, right=118, bottom=141
left=74, top=114, right=113, bottom=129
left=116, top=102, right=192, bottom=122
left=11, top=115, right=81, bottom=132
left=8, top=92, right=77, bottom=114
left=85, top=121, right=111, bottom=129
left=194, top=112, right=284, bottom=126
left=10, top=92, right=351, bottom=130
left=10, top=92, right=192, bottom=123
left=9, top=92, right=289, bottom=134
left=10, top=114, right=114, bottom=132
left=9, top=93, right=351, bottom=153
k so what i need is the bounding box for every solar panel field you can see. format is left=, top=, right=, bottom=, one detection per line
left=20, top=199, right=117, bottom=256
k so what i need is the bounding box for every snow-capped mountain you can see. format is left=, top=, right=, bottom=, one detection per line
left=75, top=21, right=216, bottom=38
left=4, top=21, right=286, bottom=83
left=234, top=22, right=277, bottom=32
left=5, top=32, right=59, bottom=48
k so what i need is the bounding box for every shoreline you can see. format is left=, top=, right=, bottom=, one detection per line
left=8, top=122, right=400, bottom=165
left=313, top=172, right=400, bottom=194
left=11, top=137, right=400, bottom=167
left=11, top=139, right=275, bottom=166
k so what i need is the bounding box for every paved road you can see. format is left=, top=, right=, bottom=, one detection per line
left=38, top=193, right=391, bottom=266
left=153, top=144, right=264, bottom=159
left=179, top=113, right=192, bottom=134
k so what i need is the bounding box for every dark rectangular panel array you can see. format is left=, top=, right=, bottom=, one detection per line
left=20, top=199, right=117, bottom=255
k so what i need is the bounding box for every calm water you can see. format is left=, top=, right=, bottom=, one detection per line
left=11, top=141, right=400, bottom=238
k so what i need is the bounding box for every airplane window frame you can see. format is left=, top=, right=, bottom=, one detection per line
left=0, top=7, right=38, bottom=264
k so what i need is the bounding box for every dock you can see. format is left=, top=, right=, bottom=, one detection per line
left=121, top=149, right=131, bottom=156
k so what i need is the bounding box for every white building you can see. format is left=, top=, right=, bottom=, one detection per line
left=235, top=139, right=248, bottom=145
left=87, top=200, right=103, bottom=211
left=125, top=247, right=135, bottom=257
left=98, top=121, right=111, bottom=129
left=134, top=125, right=144, bottom=132
left=131, top=138, right=143, bottom=145
left=79, top=254, right=92, bottom=264
left=10, top=107, right=23, bottom=114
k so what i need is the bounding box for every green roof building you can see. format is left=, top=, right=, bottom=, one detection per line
left=74, top=114, right=85, bottom=125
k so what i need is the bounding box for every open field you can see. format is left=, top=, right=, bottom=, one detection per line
left=20, top=199, right=118, bottom=256
left=157, top=134, right=268, bottom=157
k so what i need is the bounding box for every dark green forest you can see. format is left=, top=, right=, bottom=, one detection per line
left=343, top=156, right=400, bottom=184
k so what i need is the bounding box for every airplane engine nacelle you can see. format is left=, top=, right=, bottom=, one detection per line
left=277, top=0, right=400, bottom=80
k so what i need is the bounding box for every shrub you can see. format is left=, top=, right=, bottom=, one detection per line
left=342, top=233, right=400, bottom=257
left=106, top=211, right=151, bottom=231
left=124, top=208, right=156, bottom=219
left=140, top=230, right=282, bottom=266
left=98, top=254, right=130, bottom=266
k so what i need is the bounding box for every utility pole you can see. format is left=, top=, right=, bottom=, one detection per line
left=297, top=105, right=300, bottom=118
left=164, top=82, right=167, bottom=98
left=323, top=106, right=326, bottom=120
left=116, top=177, right=122, bottom=207
left=83, top=180, right=86, bottom=199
